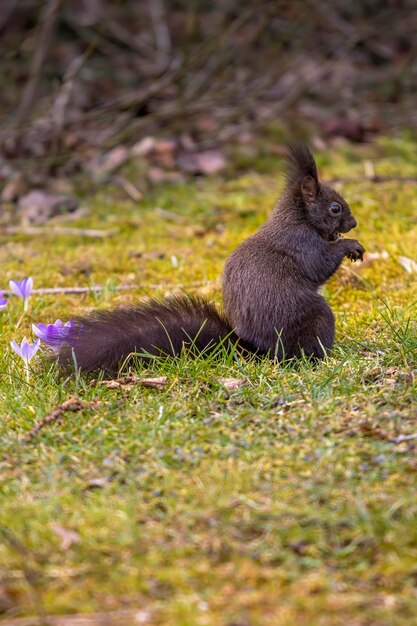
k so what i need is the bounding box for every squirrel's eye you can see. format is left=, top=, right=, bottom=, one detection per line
left=329, top=202, right=342, bottom=216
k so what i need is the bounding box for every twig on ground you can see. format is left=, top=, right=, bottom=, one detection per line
left=112, top=176, right=143, bottom=201
left=388, top=433, right=417, bottom=444
left=3, top=285, right=135, bottom=296
left=96, top=375, right=168, bottom=390
left=3, top=280, right=218, bottom=297
left=154, top=207, right=187, bottom=223
left=0, top=609, right=150, bottom=626
left=23, top=396, right=99, bottom=444
left=1, top=226, right=117, bottom=238
left=329, top=175, right=417, bottom=185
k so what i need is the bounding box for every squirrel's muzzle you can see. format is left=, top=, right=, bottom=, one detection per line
left=345, top=217, right=357, bottom=231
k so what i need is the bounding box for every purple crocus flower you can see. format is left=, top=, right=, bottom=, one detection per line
left=11, top=337, right=41, bottom=362
left=9, top=277, right=33, bottom=311
left=11, top=337, right=41, bottom=381
left=0, top=292, right=7, bottom=311
left=32, top=319, right=74, bottom=350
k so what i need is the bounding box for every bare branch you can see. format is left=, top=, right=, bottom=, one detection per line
left=17, top=0, right=64, bottom=125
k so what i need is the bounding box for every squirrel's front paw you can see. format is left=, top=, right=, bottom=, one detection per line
left=346, top=240, right=365, bottom=262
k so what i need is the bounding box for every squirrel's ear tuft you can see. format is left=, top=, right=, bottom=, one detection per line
left=301, top=175, right=318, bottom=203
left=285, top=143, right=319, bottom=190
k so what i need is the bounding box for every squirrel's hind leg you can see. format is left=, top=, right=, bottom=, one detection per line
left=297, top=306, right=335, bottom=360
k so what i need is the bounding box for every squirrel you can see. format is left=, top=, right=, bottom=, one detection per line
left=57, top=144, right=365, bottom=372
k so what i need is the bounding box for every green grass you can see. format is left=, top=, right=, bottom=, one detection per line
left=1, top=136, right=417, bottom=625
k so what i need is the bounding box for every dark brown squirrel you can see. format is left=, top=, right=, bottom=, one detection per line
left=57, top=144, right=365, bottom=372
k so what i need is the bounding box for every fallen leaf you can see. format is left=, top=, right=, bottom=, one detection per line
left=47, top=177, right=75, bottom=195
left=398, top=256, right=417, bottom=273
left=323, top=116, right=367, bottom=142
left=131, top=136, right=156, bottom=157
left=140, top=377, right=168, bottom=389
left=177, top=149, right=226, bottom=175
left=87, top=146, right=130, bottom=183
left=99, top=375, right=168, bottom=390
left=1, top=173, right=26, bottom=202
left=147, top=167, right=185, bottom=185
left=86, top=477, right=109, bottom=489
left=364, top=250, right=389, bottom=262
left=217, top=377, right=246, bottom=391
left=18, top=190, right=79, bottom=224
left=101, top=379, right=126, bottom=389
left=52, top=524, right=81, bottom=550
left=134, top=610, right=152, bottom=625
left=179, top=133, right=196, bottom=151
left=151, top=139, right=178, bottom=168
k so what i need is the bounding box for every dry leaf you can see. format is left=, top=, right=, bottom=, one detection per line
left=52, top=524, right=81, bottom=550
left=99, top=375, right=139, bottom=389
left=1, top=173, right=26, bottom=202
left=134, top=610, right=153, bottom=625
left=323, top=116, right=367, bottom=142
left=151, top=139, right=177, bottom=168
left=86, top=477, right=109, bottom=490
left=140, top=377, right=168, bottom=389
left=87, top=146, right=129, bottom=183
left=177, top=150, right=226, bottom=175
left=217, top=377, right=246, bottom=391
left=147, top=167, right=185, bottom=185
left=365, top=250, right=389, bottom=262
left=100, top=375, right=168, bottom=390
left=130, top=136, right=156, bottom=157
left=101, top=379, right=126, bottom=389
left=18, top=190, right=79, bottom=224
left=398, top=256, right=417, bottom=273
left=132, top=137, right=178, bottom=167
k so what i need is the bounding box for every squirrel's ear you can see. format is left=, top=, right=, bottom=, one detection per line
left=301, top=175, right=318, bottom=203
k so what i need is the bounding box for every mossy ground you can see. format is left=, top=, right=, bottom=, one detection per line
left=1, top=136, right=417, bottom=625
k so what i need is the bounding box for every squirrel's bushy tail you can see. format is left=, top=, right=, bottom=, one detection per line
left=58, top=294, right=237, bottom=372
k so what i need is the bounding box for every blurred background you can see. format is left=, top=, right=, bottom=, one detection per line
left=0, top=0, right=416, bottom=214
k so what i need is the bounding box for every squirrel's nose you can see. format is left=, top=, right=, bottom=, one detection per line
left=350, top=218, right=357, bottom=229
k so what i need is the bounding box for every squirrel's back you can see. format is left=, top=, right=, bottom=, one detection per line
left=222, top=231, right=327, bottom=358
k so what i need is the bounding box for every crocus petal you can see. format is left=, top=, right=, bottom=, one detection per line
left=32, top=319, right=73, bottom=347
left=11, top=337, right=41, bottom=363
left=9, top=280, right=24, bottom=298
left=21, top=341, right=32, bottom=361
left=8, top=277, right=34, bottom=300
left=21, top=338, right=40, bottom=362
left=24, top=277, right=34, bottom=298
left=10, top=339, right=23, bottom=358
left=32, top=339, right=41, bottom=355
left=32, top=323, right=47, bottom=339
